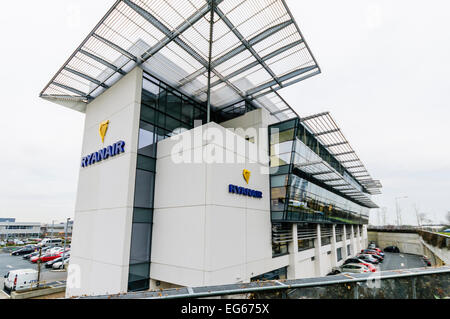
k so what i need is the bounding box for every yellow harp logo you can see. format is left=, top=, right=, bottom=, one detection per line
left=243, top=169, right=251, bottom=184
left=99, top=120, right=110, bottom=143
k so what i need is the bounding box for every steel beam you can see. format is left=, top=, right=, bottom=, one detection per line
left=52, top=82, right=89, bottom=97
left=124, top=0, right=208, bottom=66
left=39, top=0, right=123, bottom=99
left=251, top=69, right=320, bottom=100
left=123, top=0, right=214, bottom=61
left=340, top=159, right=360, bottom=164
left=214, top=6, right=280, bottom=86
left=314, top=128, right=341, bottom=137
left=271, top=108, right=291, bottom=116
left=295, top=161, right=323, bottom=168
left=333, top=151, right=356, bottom=157
left=325, top=141, right=348, bottom=148
left=40, top=94, right=91, bottom=101
left=300, top=112, right=330, bottom=122
left=64, top=67, right=109, bottom=89
left=179, top=20, right=294, bottom=87
left=321, top=178, right=343, bottom=183
left=92, top=33, right=139, bottom=62
left=351, top=171, right=368, bottom=175
left=206, top=1, right=216, bottom=123
left=345, top=165, right=365, bottom=170
left=311, top=171, right=334, bottom=176
left=192, top=40, right=304, bottom=97
left=330, top=184, right=351, bottom=187
left=79, top=49, right=125, bottom=75
left=124, top=0, right=246, bottom=102
left=247, top=65, right=317, bottom=96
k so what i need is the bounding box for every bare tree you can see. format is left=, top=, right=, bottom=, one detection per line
left=418, top=212, right=432, bottom=226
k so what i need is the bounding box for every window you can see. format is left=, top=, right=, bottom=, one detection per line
left=128, top=71, right=211, bottom=292
left=134, top=170, right=155, bottom=209
left=337, top=248, right=342, bottom=261
left=298, top=239, right=315, bottom=252
left=251, top=267, right=287, bottom=282
left=272, top=243, right=289, bottom=257
left=321, top=236, right=331, bottom=246
left=347, top=244, right=351, bottom=256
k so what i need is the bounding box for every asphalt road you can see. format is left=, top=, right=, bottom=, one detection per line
left=0, top=252, right=67, bottom=295
left=379, top=252, right=428, bottom=271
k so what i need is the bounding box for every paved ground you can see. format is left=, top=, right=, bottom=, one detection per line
left=379, top=252, right=428, bottom=271
left=0, top=252, right=67, bottom=297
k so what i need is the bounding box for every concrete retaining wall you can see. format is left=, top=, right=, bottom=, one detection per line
left=368, top=231, right=424, bottom=255
left=11, top=286, right=66, bottom=299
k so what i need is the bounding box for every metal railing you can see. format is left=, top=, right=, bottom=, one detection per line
left=80, top=266, right=450, bottom=299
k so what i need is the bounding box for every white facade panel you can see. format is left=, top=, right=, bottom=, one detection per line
left=151, top=110, right=275, bottom=287
left=66, top=67, right=143, bottom=298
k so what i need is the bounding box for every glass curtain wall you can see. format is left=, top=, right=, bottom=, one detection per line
left=127, top=72, right=207, bottom=291
left=269, top=119, right=370, bottom=225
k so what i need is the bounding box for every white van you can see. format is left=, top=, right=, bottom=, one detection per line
left=3, top=269, right=38, bottom=292
left=38, top=238, right=63, bottom=247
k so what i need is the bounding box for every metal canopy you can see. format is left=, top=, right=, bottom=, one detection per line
left=40, top=0, right=320, bottom=121
left=300, top=112, right=382, bottom=196
left=293, top=158, right=379, bottom=209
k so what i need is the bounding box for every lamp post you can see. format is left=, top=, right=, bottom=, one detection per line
left=51, top=220, right=54, bottom=239
left=395, top=196, right=408, bottom=227
left=62, top=218, right=70, bottom=270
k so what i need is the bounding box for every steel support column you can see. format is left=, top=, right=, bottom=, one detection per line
left=206, top=0, right=215, bottom=123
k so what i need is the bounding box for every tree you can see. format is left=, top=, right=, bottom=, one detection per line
left=418, top=213, right=432, bottom=226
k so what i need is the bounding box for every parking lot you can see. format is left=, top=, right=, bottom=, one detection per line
left=378, top=252, right=428, bottom=271
left=0, top=251, right=67, bottom=297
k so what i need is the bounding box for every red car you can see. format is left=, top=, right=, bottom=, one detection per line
left=362, top=263, right=377, bottom=272
left=30, top=253, right=62, bottom=263
left=370, top=248, right=383, bottom=254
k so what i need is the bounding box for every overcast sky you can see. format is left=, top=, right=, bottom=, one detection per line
left=0, top=0, right=448, bottom=225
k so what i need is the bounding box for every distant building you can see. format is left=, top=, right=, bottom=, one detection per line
left=40, top=221, right=73, bottom=238
left=0, top=218, right=16, bottom=223
left=0, top=222, right=41, bottom=240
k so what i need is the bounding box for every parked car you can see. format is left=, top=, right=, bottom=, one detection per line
left=11, top=239, right=25, bottom=246
left=3, top=269, right=38, bottom=292
left=357, top=254, right=380, bottom=264
left=340, top=263, right=371, bottom=274
left=368, top=242, right=377, bottom=249
left=0, top=241, right=6, bottom=246
left=11, top=245, right=36, bottom=256
left=343, top=258, right=377, bottom=272
left=361, top=249, right=384, bottom=260
left=364, top=252, right=383, bottom=263
left=37, top=238, right=63, bottom=247
left=23, top=246, right=53, bottom=259
left=23, top=251, right=39, bottom=260
left=30, top=252, right=62, bottom=263
left=423, top=256, right=432, bottom=267
left=45, top=256, right=63, bottom=268
left=384, top=246, right=400, bottom=253
left=368, top=247, right=385, bottom=256
left=52, top=258, right=70, bottom=270
left=45, top=254, right=70, bottom=269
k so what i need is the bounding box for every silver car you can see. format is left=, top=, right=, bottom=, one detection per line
left=340, top=263, right=371, bottom=274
